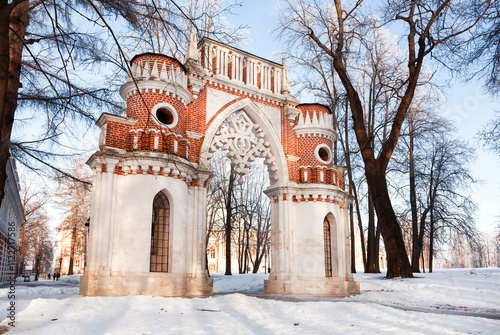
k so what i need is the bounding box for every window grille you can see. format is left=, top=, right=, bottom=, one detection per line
left=150, top=192, right=170, bottom=272
left=324, top=218, right=332, bottom=277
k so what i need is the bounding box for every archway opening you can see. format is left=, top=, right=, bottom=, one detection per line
left=206, top=150, right=271, bottom=292
left=205, top=109, right=276, bottom=292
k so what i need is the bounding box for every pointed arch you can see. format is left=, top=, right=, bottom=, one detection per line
left=150, top=191, right=170, bottom=272
left=200, top=98, right=288, bottom=184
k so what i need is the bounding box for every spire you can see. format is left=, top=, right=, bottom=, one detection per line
left=281, top=58, right=291, bottom=94
left=186, top=23, right=199, bottom=62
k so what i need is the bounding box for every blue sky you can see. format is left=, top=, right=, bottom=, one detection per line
left=225, top=0, right=500, bottom=233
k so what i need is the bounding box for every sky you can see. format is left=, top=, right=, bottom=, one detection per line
left=224, top=0, right=500, bottom=233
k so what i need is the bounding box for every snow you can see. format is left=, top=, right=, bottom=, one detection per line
left=1, top=268, right=499, bottom=334
left=57, top=274, right=82, bottom=285
left=348, top=268, right=500, bottom=315
left=212, top=272, right=265, bottom=293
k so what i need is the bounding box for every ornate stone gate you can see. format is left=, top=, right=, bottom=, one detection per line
left=79, top=29, right=359, bottom=296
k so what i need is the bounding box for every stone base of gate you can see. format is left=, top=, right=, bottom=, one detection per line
left=79, top=271, right=213, bottom=297
left=264, top=276, right=359, bottom=295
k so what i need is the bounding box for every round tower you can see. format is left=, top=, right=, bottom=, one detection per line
left=80, top=52, right=213, bottom=298
left=119, top=53, right=192, bottom=157
left=294, top=104, right=337, bottom=185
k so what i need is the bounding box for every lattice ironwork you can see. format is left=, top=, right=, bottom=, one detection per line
left=150, top=192, right=170, bottom=272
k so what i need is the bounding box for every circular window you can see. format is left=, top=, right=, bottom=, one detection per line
left=315, top=144, right=332, bottom=164
left=152, top=103, right=178, bottom=128
left=156, top=108, right=174, bottom=125
left=318, top=147, right=329, bottom=162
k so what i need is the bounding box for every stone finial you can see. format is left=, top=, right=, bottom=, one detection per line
left=186, top=23, right=199, bottom=62
left=281, top=58, right=291, bottom=94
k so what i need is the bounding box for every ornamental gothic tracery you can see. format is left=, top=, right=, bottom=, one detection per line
left=208, top=111, right=278, bottom=184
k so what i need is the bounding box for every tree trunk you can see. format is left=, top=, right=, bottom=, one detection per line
left=409, top=125, right=421, bottom=272
left=0, top=2, right=28, bottom=208
left=243, top=226, right=249, bottom=273
left=418, top=206, right=430, bottom=269
left=252, top=216, right=270, bottom=273
left=253, top=241, right=266, bottom=273
left=224, top=164, right=235, bottom=275
left=421, top=249, right=425, bottom=273
left=365, top=189, right=380, bottom=273
left=429, top=209, right=435, bottom=273
left=237, top=218, right=243, bottom=274
left=365, top=164, right=413, bottom=278
left=68, top=226, right=76, bottom=275
left=344, top=104, right=366, bottom=270
left=349, top=201, right=356, bottom=273
left=374, top=224, right=381, bottom=272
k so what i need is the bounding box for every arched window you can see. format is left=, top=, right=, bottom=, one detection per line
left=324, top=218, right=332, bottom=277
left=150, top=192, right=170, bottom=272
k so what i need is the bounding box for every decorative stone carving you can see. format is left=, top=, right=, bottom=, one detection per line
left=294, top=109, right=337, bottom=139
left=208, top=111, right=278, bottom=183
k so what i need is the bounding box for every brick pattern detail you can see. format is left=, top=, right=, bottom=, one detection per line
left=100, top=53, right=346, bottom=190
left=293, top=104, right=342, bottom=187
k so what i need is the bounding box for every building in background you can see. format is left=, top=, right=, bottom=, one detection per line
left=56, top=224, right=87, bottom=276
left=207, top=232, right=270, bottom=274
left=0, top=157, right=23, bottom=282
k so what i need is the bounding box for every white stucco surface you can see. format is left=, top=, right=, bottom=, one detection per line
left=206, top=87, right=238, bottom=123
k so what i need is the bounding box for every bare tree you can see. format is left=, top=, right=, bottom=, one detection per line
left=495, top=225, right=500, bottom=267
left=206, top=151, right=239, bottom=275
left=19, top=179, right=53, bottom=276
left=121, top=0, right=245, bottom=59
left=235, top=158, right=271, bottom=274
left=55, top=158, right=92, bottom=275
left=479, top=111, right=500, bottom=155
left=1, top=0, right=246, bottom=212
left=447, top=1, right=500, bottom=94
left=1, top=0, right=147, bottom=209
left=417, top=133, right=477, bottom=272
left=396, top=97, right=444, bottom=272
left=277, top=0, right=491, bottom=278
left=206, top=151, right=272, bottom=275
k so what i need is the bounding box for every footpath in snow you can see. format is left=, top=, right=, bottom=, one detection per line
left=0, top=268, right=499, bottom=334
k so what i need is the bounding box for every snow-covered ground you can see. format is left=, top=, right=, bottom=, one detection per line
left=1, top=268, right=498, bottom=334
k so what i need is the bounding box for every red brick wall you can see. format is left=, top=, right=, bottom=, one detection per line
left=100, top=53, right=346, bottom=189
